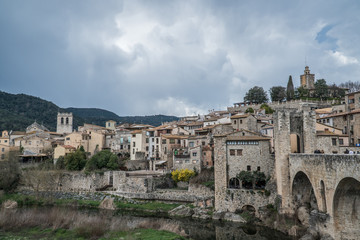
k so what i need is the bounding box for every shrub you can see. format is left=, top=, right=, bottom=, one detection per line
left=245, top=107, right=254, bottom=113
left=171, top=169, right=195, bottom=183
left=64, top=148, right=87, bottom=171
left=85, top=150, right=119, bottom=172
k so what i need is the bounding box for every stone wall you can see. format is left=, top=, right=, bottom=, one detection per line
left=113, top=171, right=154, bottom=193
left=124, top=160, right=148, bottom=170
left=316, top=136, right=340, bottom=154
left=215, top=188, right=277, bottom=216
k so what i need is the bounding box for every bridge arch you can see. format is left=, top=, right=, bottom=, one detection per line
left=333, top=177, right=360, bottom=239
left=292, top=171, right=318, bottom=210
left=241, top=205, right=256, bottom=216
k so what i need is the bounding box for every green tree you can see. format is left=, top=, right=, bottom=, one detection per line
left=260, top=103, right=274, bottom=114
left=85, top=150, right=119, bottom=172
left=244, top=86, right=268, bottom=104
left=64, top=148, right=87, bottom=171
left=315, top=79, right=328, bottom=100
left=286, top=75, right=295, bottom=101
left=269, top=86, right=286, bottom=102
left=295, top=86, right=309, bottom=99
left=245, top=107, right=254, bottom=113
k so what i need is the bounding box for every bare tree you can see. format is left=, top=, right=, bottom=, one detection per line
left=0, top=150, right=21, bottom=192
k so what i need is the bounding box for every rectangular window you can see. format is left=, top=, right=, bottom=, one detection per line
left=189, top=142, right=194, bottom=147
left=339, top=139, right=344, bottom=145
left=146, top=146, right=149, bottom=151
left=185, top=160, right=190, bottom=163
left=156, top=138, right=159, bottom=144
left=233, top=120, right=236, bottom=124
left=4, top=140, right=7, bottom=143
left=133, top=142, right=135, bottom=147
left=247, top=165, right=251, bottom=171
left=237, top=149, right=243, bottom=156
left=120, top=145, right=123, bottom=149
left=202, top=141, right=205, bottom=146
left=162, top=139, right=166, bottom=144
left=120, top=138, right=123, bottom=144
left=240, top=120, right=243, bottom=124
left=146, top=138, right=149, bottom=143
left=1, top=154, right=4, bottom=159
left=192, top=160, right=197, bottom=164
left=230, top=149, right=235, bottom=156
left=170, top=139, right=175, bottom=144
left=257, top=166, right=261, bottom=171
left=192, top=152, right=197, bottom=157
left=1, top=148, right=4, bottom=152
left=332, top=138, right=337, bottom=146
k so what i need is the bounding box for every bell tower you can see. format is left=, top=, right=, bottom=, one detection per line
left=57, top=112, right=73, bottom=134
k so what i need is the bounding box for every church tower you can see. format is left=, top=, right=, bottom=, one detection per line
left=300, top=66, right=315, bottom=89
left=57, top=112, right=73, bottom=134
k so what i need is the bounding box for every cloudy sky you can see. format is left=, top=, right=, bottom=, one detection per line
left=1, top=0, right=360, bottom=116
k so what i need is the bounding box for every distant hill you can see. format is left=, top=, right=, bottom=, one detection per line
left=66, top=108, right=179, bottom=127
left=0, top=91, right=178, bottom=131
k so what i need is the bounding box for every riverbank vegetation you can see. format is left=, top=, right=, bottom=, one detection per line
left=0, top=207, right=186, bottom=240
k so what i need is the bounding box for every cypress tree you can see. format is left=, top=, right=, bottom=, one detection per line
left=287, top=75, right=295, bottom=101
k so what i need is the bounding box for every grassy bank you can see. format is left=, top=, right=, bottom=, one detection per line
left=0, top=193, right=180, bottom=214
left=0, top=227, right=186, bottom=240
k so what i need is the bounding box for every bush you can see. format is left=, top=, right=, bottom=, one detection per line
left=55, top=156, right=65, bottom=170
left=260, top=103, right=274, bottom=114
left=64, top=148, right=87, bottom=171
left=85, top=150, right=119, bottom=172
left=245, top=107, right=254, bottom=113
left=171, top=169, right=195, bottom=183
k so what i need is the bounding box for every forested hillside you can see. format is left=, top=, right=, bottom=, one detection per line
left=0, top=91, right=178, bottom=131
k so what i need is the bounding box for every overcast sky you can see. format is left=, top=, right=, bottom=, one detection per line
left=1, top=0, right=360, bottom=116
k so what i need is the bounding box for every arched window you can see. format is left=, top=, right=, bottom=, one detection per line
left=66, top=117, right=69, bottom=124
left=229, top=178, right=240, bottom=189
left=61, top=117, right=64, bottom=124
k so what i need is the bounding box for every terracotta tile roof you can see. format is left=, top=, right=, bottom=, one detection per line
left=62, top=145, right=76, bottom=149
left=226, top=135, right=271, bottom=141
left=230, top=114, right=250, bottom=119
left=316, top=131, right=340, bottom=136
left=131, top=130, right=143, bottom=134
left=162, top=134, right=189, bottom=139
left=316, top=122, right=342, bottom=131
left=187, top=121, right=204, bottom=126
left=317, top=109, right=360, bottom=119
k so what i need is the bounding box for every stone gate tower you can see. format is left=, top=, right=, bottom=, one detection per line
left=273, top=105, right=316, bottom=213
left=57, top=112, right=73, bottom=134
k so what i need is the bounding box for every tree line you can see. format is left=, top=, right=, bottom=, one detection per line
left=243, top=78, right=360, bottom=104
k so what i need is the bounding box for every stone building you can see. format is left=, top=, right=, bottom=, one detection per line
left=345, top=90, right=360, bottom=111
left=0, top=130, right=10, bottom=160
left=26, top=121, right=49, bottom=133
left=214, top=130, right=274, bottom=213
left=230, top=114, right=258, bottom=132
left=56, top=112, right=73, bottom=134
left=109, top=128, right=131, bottom=157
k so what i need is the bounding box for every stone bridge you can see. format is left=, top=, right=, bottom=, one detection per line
left=289, top=154, right=360, bottom=240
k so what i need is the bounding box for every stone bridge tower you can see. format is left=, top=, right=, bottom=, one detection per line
left=273, top=106, right=317, bottom=213
left=57, top=112, right=73, bottom=134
